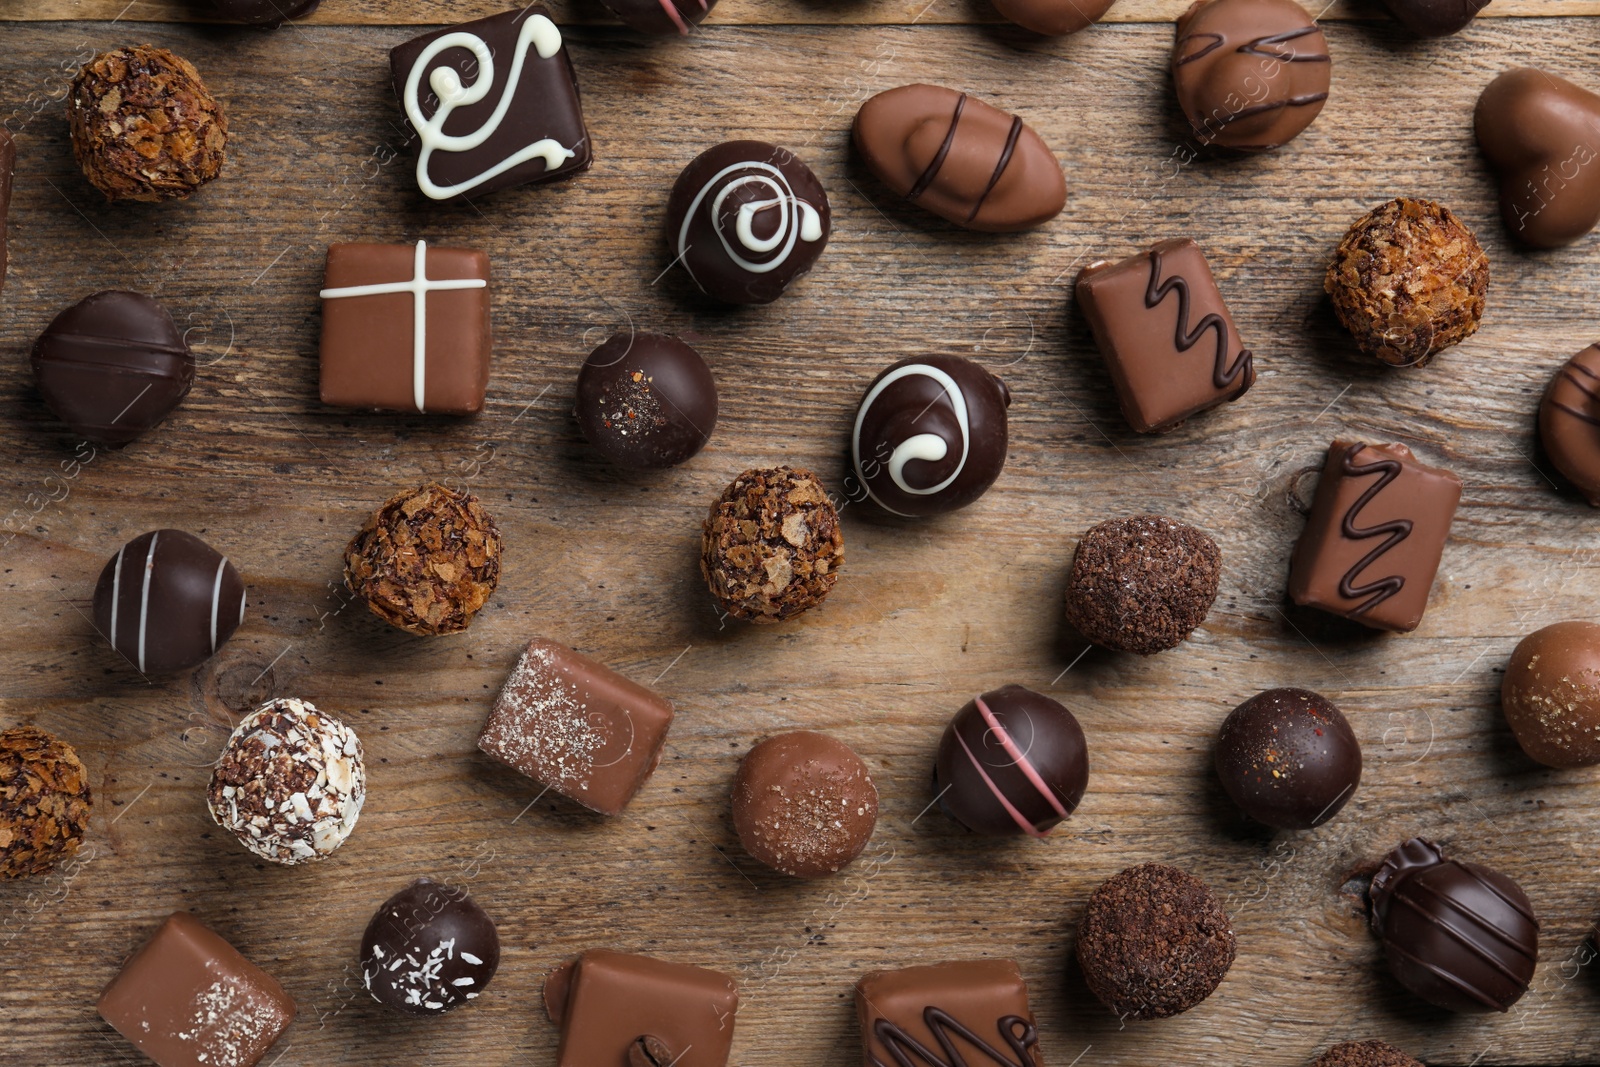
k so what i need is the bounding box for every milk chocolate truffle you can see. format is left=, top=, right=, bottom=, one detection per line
left=1381, top=0, right=1489, bottom=37
left=1476, top=68, right=1600, bottom=249
left=701, top=466, right=844, bottom=623
left=33, top=291, right=195, bottom=447
left=992, top=0, right=1114, bottom=35
left=205, top=0, right=320, bottom=24
left=575, top=331, right=717, bottom=468
left=1370, top=838, right=1538, bottom=1013
left=92, top=529, right=246, bottom=674
left=1215, top=688, right=1360, bottom=829
left=0, top=726, right=92, bottom=880
left=1541, top=345, right=1600, bottom=505
left=344, top=483, right=502, bottom=636
left=69, top=45, right=226, bottom=202
left=666, top=140, right=829, bottom=305
left=1172, top=0, right=1330, bottom=151
left=852, top=355, right=1011, bottom=517
left=361, top=878, right=499, bottom=1015
left=1077, top=863, right=1236, bottom=1019
left=600, top=0, right=717, bottom=33
left=934, top=685, right=1088, bottom=838
left=1313, top=1041, right=1423, bottom=1067
left=1501, top=621, right=1600, bottom=768
left=1326, top=198, right=1488, bottom=368
left=731, top=731, right=878, bottom=878
left=0, top=129, right=13, bottom=295
left=1063, top=515, right=1220, bottom=655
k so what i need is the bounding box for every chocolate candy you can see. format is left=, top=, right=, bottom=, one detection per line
left=701, top=466, right=844, bottom=623
left=853, top=84, right=1065, bottom=232
left=1370, top=838, right=1538, bottom=1013
left=0, top=726, right=92, bottom=880
left=99, top=912, right=295, bottom=1067
left=204, top=0, right=320, bottom=24
left=665, top=140, right=829, bottom=305
left=992, top=0, right=1114, bottom=35
left=1313, top=1041, right=1423, bottom=1067
left=208, top=698, right=366, bottom=864
left=856, top=959, right=1043, bottom=1066
left=1172, top=0, right=1329, bottom=151
left=544, top=950, right=738, bottom=1067
left=1064, top=515, right=1220, bottom=654
left=0, top=129, right=12, bottom=294
left=92, top=529, right=246, bottom=674
left=731, top=731, right=878, bottom=878
left=319, top=241, right=491, bottom=414
left=361, top=877, right=499, bottom=1015
left=1076, top=238, right=1255, bottom=433
left=1501, top=620, right=1600, bottom=768
left=1077, top=863, right=1236, bottom=1019
left=478, top=638, right=674, bottom=815
left=1214, top=688, right=1360, bottom=829
left=933, top=685, right=1088, bottom=838
left=1476, top=68, right=1600, bottom=249
left=1380, top=0, right=1489, bottom=36
left=32, top=291, right=195, bottom=447
left=600, top=0, right=717, bottom=33
left=1540, top=345, right=1600, bottom=504
left=575, top=331, right=717, bottom=468
left=852, top=355, right=1011, bottom=517
left=1287, top=440, right=1461, bottom=633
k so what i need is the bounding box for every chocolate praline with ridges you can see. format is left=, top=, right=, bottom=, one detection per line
left=91, top=529, right=245, bottom=674
left=1214, top=687, right=1361, bottom=830
left=361, top=877, right=500, bottom=1015
left=575, top=331, right=717, bottom=469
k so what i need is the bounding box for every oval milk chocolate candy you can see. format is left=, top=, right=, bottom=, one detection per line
left=853, top=84, right=1065, bottom=233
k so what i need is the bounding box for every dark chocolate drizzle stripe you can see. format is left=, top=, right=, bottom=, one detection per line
left=1333, top=443, right=1413, bottom=615
left=871, top=1011, right=1038, bottom=1067
left=1237, top=25, right=1331, bottom=62
left=907, top=94, right=967, bottom=203
left=1174, top=31, right=1224, bottom=65
left=1208, top=92, right=1330, bottom=129
left=1551, top=365, right=1600, bottom=427
left=1387, top=870, right=1537, bottom=1010
left=1143, top=248, right=1254, bottom=395
left=966, top=117, right=1024, bottom=224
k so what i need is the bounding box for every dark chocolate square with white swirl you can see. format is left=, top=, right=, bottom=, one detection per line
left=856, top=959, right=1044, bottom=1067
left=1075, top=238, right=1255, bottom=434
left=390, top=6, right=591, bottom=201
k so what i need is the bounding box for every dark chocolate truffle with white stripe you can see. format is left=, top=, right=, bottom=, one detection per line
left=91, top=529, right=245, bottom=674
left=361, top=877, right=500, bottom=1016
left=933, top=684, right=1089, bottom=837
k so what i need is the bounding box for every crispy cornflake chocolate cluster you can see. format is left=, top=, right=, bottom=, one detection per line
left=344, top=483, right=502, bottom=636
left=0, top=726, right=92, bottom=879
left=700, top=466, right=844, bottom=623
left=68, top=45, right=227, bottom=202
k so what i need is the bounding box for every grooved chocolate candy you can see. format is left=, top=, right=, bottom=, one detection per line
left=1540, top=344, right=1600, bottom=505
left=853, top=84, right=1065, bottom=232
left=1381, top=0, right=1489, bottom=36
left=1476, top=68, right=1600, bottom=249
left=991, top=0, right=1115, bottom=35
left=92, top=529, right=246, bottom=674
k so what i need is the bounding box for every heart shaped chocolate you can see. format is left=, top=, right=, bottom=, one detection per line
left=1476, top=67, right=1600, bottom=249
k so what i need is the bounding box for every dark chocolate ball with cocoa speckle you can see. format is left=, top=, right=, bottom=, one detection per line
left=1063, top=515, right=1220, bottom=655
left=575, top=331, right=717, bottom=469
left=701, top=466, right=844, bottom=623
left=1214, top=688, right=1361, bottom=830
left=1313, top=1041, right=1423, bottom=1067
left=361, top=877, right=500, bottom=1015
left=731, top=731, right=878, bottom=878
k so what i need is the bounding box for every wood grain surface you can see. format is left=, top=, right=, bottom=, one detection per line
left=1, top=4, right=1598, bottom=1066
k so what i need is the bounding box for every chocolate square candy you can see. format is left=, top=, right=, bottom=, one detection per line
left=478, top=637, right=673, bottom=815
left=855, top=958, right=1044, bottom=1067
left=544, top=949, right=738, bottom=1067
left=1076, top=238, right=1255, bottom=433
left=1288, top=439, right=1462, bottom=632
left=390, top=5, right=592, bottom=201
left=98, top=912, right=295, bottom=1067
left=319, top=240, right=491, bottom=415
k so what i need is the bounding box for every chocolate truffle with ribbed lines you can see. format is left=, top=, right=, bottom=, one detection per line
left=1063, top=515, right=1220, bottom=655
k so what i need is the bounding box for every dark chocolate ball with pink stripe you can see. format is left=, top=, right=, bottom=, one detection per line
left=91, top=529, right=245, bottom=674
left=933, top=684, right=1089, bottom=837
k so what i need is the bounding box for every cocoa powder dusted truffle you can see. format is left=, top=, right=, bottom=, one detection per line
left=1063, top=515, right=1221, bottom=655
left=344, top=483, right=502, bottom=636
left=68, top=45, right=227, bottom=202
left=731, top=731, right=878, bottom=878
left=1325, top=197, right=1488, bottom=368
left=0, top=726, right=92, bottom=880
left=1312, top=1041, right=1424, bottom=1067
left=700, top=466, right=844, bottom=623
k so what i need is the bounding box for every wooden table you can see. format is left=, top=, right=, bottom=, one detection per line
left=1, top=0, right=1598, bottom=1063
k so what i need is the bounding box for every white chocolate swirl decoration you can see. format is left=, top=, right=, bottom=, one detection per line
left=852, top=363, right=971, bottom=516
left=677, top=159, right=825, bottom=283
left=402, top=14, right=577, bottom=200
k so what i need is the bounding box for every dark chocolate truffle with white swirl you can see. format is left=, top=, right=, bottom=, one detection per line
left=1214, top=688, right=1360, bottom=830
left=852, top=355, right=1011, bottom=517
left=575, top=331, right=717, bottom=469
left=91, top=529, right=246, bottom=674
left=599, top=0, right=718, bottom=34
left=665, top=140, right=829, bottom=305
left=934, top=685, right=1088, bottom=838
left=204, top=0, right=320, bottom=24
left=361, top=877, right=500, bottom=1015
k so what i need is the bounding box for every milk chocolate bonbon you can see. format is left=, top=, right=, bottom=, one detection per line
left=1475, top=68, right=1600, bottom=249
left=1540, top=344, right=1600, bottom=504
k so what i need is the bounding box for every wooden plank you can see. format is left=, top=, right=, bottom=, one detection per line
left=0, top=11, right=1598, bottom=1067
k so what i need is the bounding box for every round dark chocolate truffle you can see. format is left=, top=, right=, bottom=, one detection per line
left=1214, top=688, right=1361, bottom=830
left=1325, top=198, right=1489, bottom=368
left=852, top=355, right=1011, bottom=517
left=69, top=45, right=227, bottom=202
left=599, top=0, right=718, bottom=34
left=1077, top=862, right=1236, bottom=1019
left=731, top=730, right=878, bottom=878
left=1063, top=515, right=1221, bottom=655
left=0, top=726, right=92, bottom=880
left=1370, top=837, right=1538, bottom=1013
left=575, top=331, right=717, bottom=469
left=1312, top=1041, right=1424, bottom=1067
left=203, top=0, right=321, bottom=24
left=701, top=466, right=844, bottom=624
left=665, top=140, right=830, bottom=305
left=1501, top=620, right=1600, bottom=768
left=344, top=483, right=502, bottom=636
left=933, top=685, right=1088, bottom=837
left=92, top=529, right=246, bottom=674
left=1381, top=0, right=1488, bottom=37
left=32, top=291, right=195, bottom=448
left=361, top=877, right=500, bottom=1015
left=1540, top=345, right=1600, bottom=506
left=1172, top=0, right=1330, bottom=152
